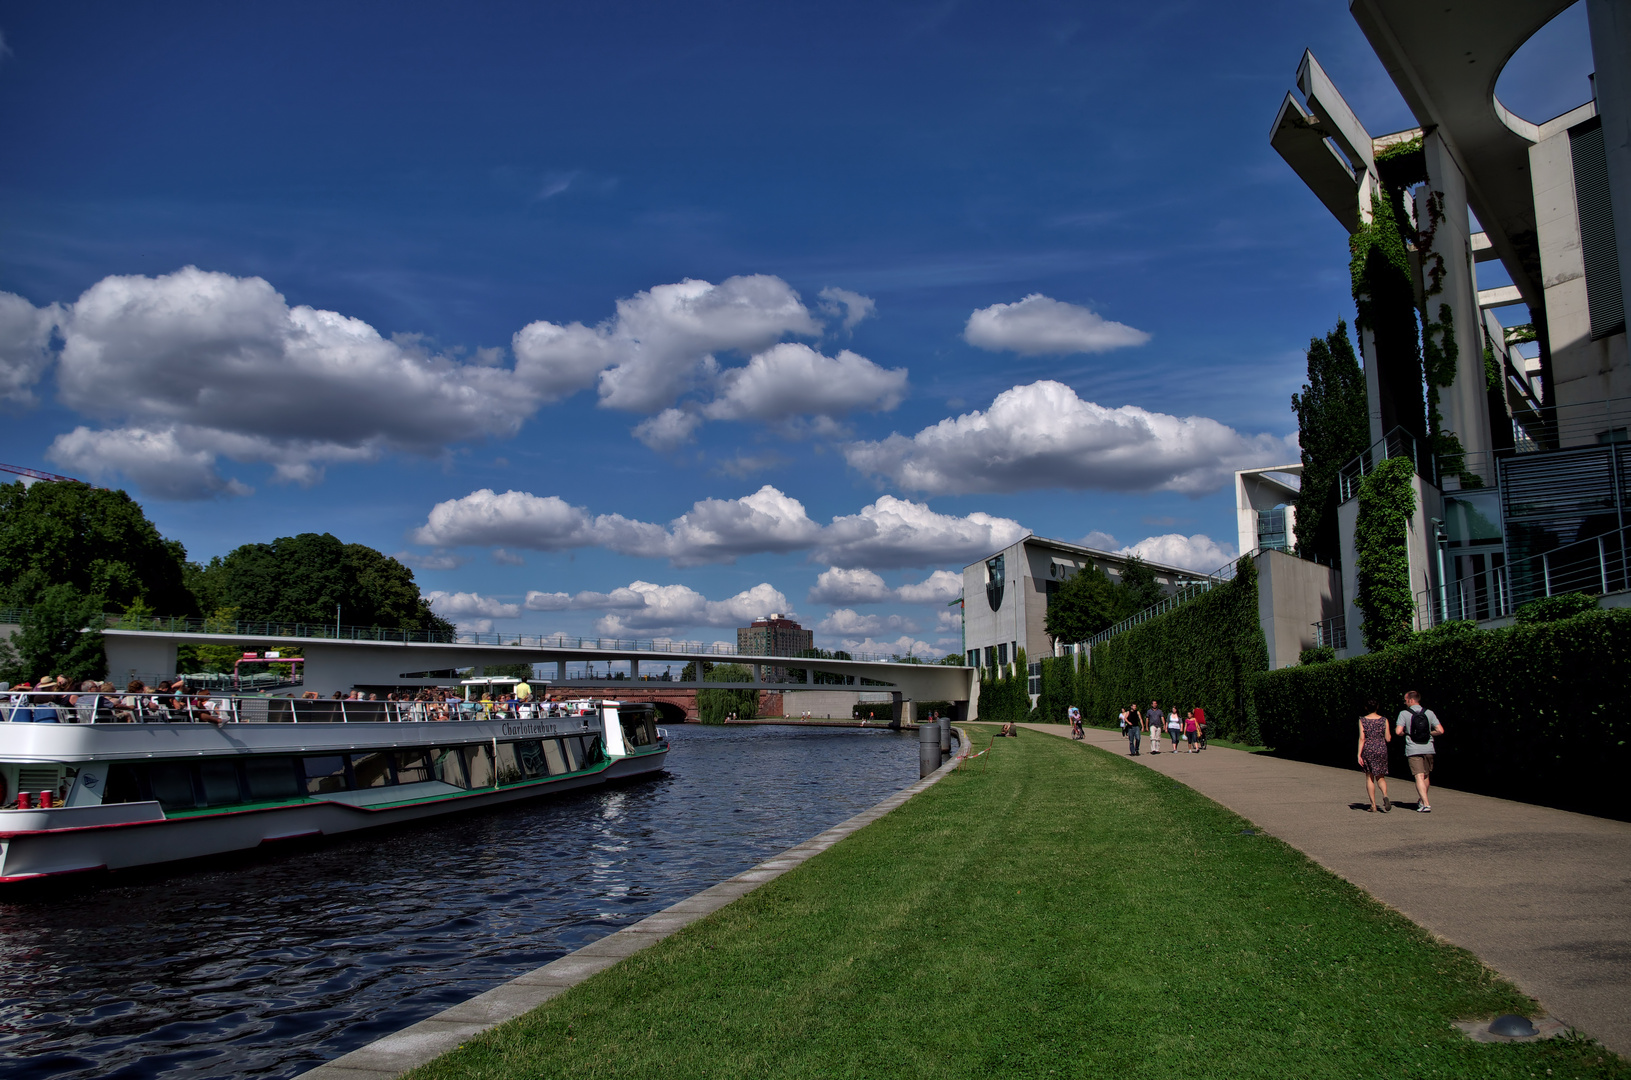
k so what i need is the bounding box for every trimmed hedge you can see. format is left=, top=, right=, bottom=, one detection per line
left=1031, top=557, right=1269, bottom=743
left=976, top=650, right=1032, bottom=726
left=1254, top=607, right=1631, bottom=818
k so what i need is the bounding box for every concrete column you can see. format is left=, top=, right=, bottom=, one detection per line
left=1587, top=0, right=1631, bottom=334
left=919, top=720, right=941, bottom=778
left=1422, top=131, right=1495, bottom=484
left=558, top=659, right=568, bottom=682
left=630, top=659, right=639, bottom=682
left=1359, top=325, right=1386, bottom=446
left=889, top=691, right=903, bottom=730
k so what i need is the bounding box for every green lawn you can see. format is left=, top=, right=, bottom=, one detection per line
left=408, top=725, right=1628, bottom=1080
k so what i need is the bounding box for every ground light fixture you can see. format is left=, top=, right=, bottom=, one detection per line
left=1487, top=1014, right=1539, bottom=1038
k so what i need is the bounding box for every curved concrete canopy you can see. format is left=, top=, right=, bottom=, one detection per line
left=1349, top=0, right=1580, bottom=308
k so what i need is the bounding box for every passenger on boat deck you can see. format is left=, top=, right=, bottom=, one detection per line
left=331, top=691, right=343, bottom=700
left=301, top=691, right=319, bottom=700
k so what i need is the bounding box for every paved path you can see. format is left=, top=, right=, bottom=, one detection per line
left=1013, top=722, right=1631, bottom=1058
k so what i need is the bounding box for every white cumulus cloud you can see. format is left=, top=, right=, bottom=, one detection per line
left=522, top=580, right=789, bottom=636
left=815, top=496, right=1028, bottom=569
left=425, top=591, right=522, bottom=619
left=817, top=287, right=877, bottom=332
left=828, top=634, right=940, bottom=659
left=411, top=487, right=1023, bottom=570
left=704, top=342, right=906, bottom=422
left=808, top=567, right=963, bottom=605
left=0, top=291, right=58, bottom=404
left=514, top=275, right=822, bottom=414
left=963, top=294, right=1150, bottom=355
left=817, top=609, right=919, bottom=636
left=632, top=408, right=704, bottom=451
left=48, top=426, right=252, bottom=500
left=1079, top=530, right=1238, bottom=574
left=844, top=380, right=1294, bottom=497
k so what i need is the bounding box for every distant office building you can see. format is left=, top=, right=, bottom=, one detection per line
left=736, top=613, right=814, bottom=658
left=1236, top=464, right=1303, bottom=556
left=961, top=536, right=1208, bottom=696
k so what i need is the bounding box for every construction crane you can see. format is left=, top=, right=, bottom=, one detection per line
left=0, top=462, right=86, bottom=485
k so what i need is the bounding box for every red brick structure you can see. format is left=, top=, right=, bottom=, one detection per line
left=542, top=687, right=784, bottom=722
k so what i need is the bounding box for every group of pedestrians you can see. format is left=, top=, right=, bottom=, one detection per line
left=1356, top=690, right=1444, bottom=813
left=1113, top=700, right=1206, bottom=756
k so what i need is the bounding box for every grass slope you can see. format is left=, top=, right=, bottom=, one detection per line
left=409, top=727, right=1628, bottom=1079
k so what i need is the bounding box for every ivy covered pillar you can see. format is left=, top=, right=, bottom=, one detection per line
left=1421, top=131, right=1497, bottom=487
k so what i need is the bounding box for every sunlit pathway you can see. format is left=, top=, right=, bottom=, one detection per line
left=1014, top=722, right=1631, bottom=1058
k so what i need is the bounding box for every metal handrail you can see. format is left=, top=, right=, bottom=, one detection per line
left=0, top=689, right=599, bottom=725
left=1416, top=523, right=1630, bottom=627
left=1338, top=426, right=1434, bottom=503
left=1069, top=550, right=1256, bottom=652
left=0, top=609, right=898, bottom=663
left=1512, top=395, right=1631, bottom=453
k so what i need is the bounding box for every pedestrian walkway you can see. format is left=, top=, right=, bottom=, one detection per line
left=1021, top=722, right=1631, bottom=1058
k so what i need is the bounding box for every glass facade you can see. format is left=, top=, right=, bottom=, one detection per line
left=1257, top=506, right=1289, bottom=551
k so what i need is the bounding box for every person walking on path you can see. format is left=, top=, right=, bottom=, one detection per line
left=1124, top=706, right=1140, bottom=756
left=1357, top=699, right=1392, bottom=812
left=1069, top=705, right=1083, bottom=740
left=1144, top=702, right=1163, bottom=755
left=1183, top=710, right=1200, bottom=753
left=1194, top=705, right=1208, bottom=749
left=1396, top=690, right=1444, bottom=812
left=1167, top=707, right=1183, bottom=752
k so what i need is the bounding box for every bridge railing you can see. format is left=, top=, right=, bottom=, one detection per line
left=0, top=607, right=903, bottom=663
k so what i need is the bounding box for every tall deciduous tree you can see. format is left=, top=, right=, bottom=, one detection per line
left=1290, top=320, right=1371, bottom=565
left=698, top=663, right=757, bottom=723
left=188, top=533, right=452, bottom=633
left=0, top=480, right=194, bottom=614
left=0, top=584, right=107, bottom=683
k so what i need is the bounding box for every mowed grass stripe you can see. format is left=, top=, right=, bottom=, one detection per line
left=407, top=726, right=1629, bottom=1080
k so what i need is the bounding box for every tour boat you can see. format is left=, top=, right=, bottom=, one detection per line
left=0, top=692, right=669, bottom=883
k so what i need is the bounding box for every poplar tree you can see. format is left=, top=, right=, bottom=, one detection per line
left=1290, top=320, right=1371, bottom=565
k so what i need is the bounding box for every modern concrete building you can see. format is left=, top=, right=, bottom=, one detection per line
left=1272, top=0, right=1630, bottom=653
left=960, top=535, right=1208, bottom=693
left=1235, top=463, right=1303, bottom=558
left=736, top=614, right=814, bottom=658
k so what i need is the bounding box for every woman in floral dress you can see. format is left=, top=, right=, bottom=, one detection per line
left=1357, top=699, right=1392, bottom=812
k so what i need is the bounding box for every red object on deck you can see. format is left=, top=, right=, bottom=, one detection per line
left=16, top=792, right=31, bottom=810
left=38, top=792, right=53, bottom=809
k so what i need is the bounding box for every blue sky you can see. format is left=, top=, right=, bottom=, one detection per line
left=0, top=1, right=1596, bottom=656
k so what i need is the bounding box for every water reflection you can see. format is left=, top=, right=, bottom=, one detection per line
left=0, top=725, right=915, bottom=1080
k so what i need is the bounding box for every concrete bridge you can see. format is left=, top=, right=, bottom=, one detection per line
left=98, top=628, right=981, bottom=720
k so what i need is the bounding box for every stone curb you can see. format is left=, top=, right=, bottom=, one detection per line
left=297, top=727, right=971, bottom=1080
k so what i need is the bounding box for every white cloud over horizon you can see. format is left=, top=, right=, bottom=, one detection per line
left=1081, top=530, right=1238, bottom=573
left=844, top=380, right=1295, bottom=497
left=523, top=580, right=789, bottom=636
left=425, top=590, right=523, bottom=619
left=963, top=294, right=1150, bottom=355
left=807, top=567, right=962, bottom=606
left=0, top=269, right=897, bottom=498
left=411, top=486, right=1026, bottom=570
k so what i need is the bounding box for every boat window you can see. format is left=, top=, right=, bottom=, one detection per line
left=393, top=750, right=433, bottom=785
left=198, top=761, right=244, bottom=806
left=560, top=736, right=584, bottom=772
left=428, top=748, right=466, bottom=788
left=493, top=742, right=526, bottom=785
left=516, top=740, right=547, bottom=780
left=583, top=735, right=603, bottom=765
left=149, top=762, right=197, bottom=810
left=103, top=764, right=143, bottom=804
left=350, top=751, right=393, bottom=788
left=245, top=757, right=301, bottom=801
left=302, top=756, right=349, bottom=795
left=620, top=710, right=656, bottom=748
left=541, top=738, right=568, bottom=775
left=461, top=744, right=494, bottom=788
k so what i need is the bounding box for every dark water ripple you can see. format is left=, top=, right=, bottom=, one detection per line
left=0, top=724, right=917, bottom=1080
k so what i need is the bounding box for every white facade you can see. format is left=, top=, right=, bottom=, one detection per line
left=1235, top=464, right=1302, bottom=559
left=960, top=536, right=1208, bottom=677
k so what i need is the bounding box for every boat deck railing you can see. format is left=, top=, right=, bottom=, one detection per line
left=0, top=692, right=592, bottom=725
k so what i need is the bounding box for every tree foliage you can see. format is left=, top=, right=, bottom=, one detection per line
left=698, top=663, right=758, bottom=724
left=1255, top=607, right=1631, bottom=818
left=1354, top=456, right=1417, bottom=651
left=1041, top=558, right=1167, bottom=646
left=188, top=532, right=452, bottom=633
left=0, top=584, right=107, bottom=683
left=1290, top=320, right=1370, bottom=564
left=0, top=480, right=194, bottom=614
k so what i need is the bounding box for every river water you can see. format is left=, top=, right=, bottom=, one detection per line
left=0, top=724, right=919, bottom=1080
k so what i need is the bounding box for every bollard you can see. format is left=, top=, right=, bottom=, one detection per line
left=938, top=717, right=951, bottom=763
left=919, top=720, right=941, bottom=778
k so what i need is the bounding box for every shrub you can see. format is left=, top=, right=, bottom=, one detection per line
left=1070, top=557, right=1269, bottom=743
left=1514, top=591, right=1598, bottom=625
left=975, top=651, right=1031, bottom=725
left=698, top=663, right=758, bottom=725
left=1298, top=645, right=1336, bottom=665
left=1254, top=608, right=1631, bottom=817
left=1354, top=455, right=1417, bottom=651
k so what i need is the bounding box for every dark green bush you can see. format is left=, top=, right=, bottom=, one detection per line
left=1298, top=645, right=1336, bottom=665
left=1254, top=608, right=1631, bottom=817
left=1057, top=557, right=1268, bottom=743
left=975, top=650, right=1032, bottom=725
left=1514, top=591, right=1598, bottom=624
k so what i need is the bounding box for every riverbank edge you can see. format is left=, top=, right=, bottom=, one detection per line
left=297, top=729, right=971, bottom=1080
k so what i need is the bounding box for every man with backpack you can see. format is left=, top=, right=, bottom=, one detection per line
left=1395, top=690, right=1445, bottom=813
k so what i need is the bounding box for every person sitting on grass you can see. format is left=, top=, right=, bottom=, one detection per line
left=998, top=721, right=1017, bottom=737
